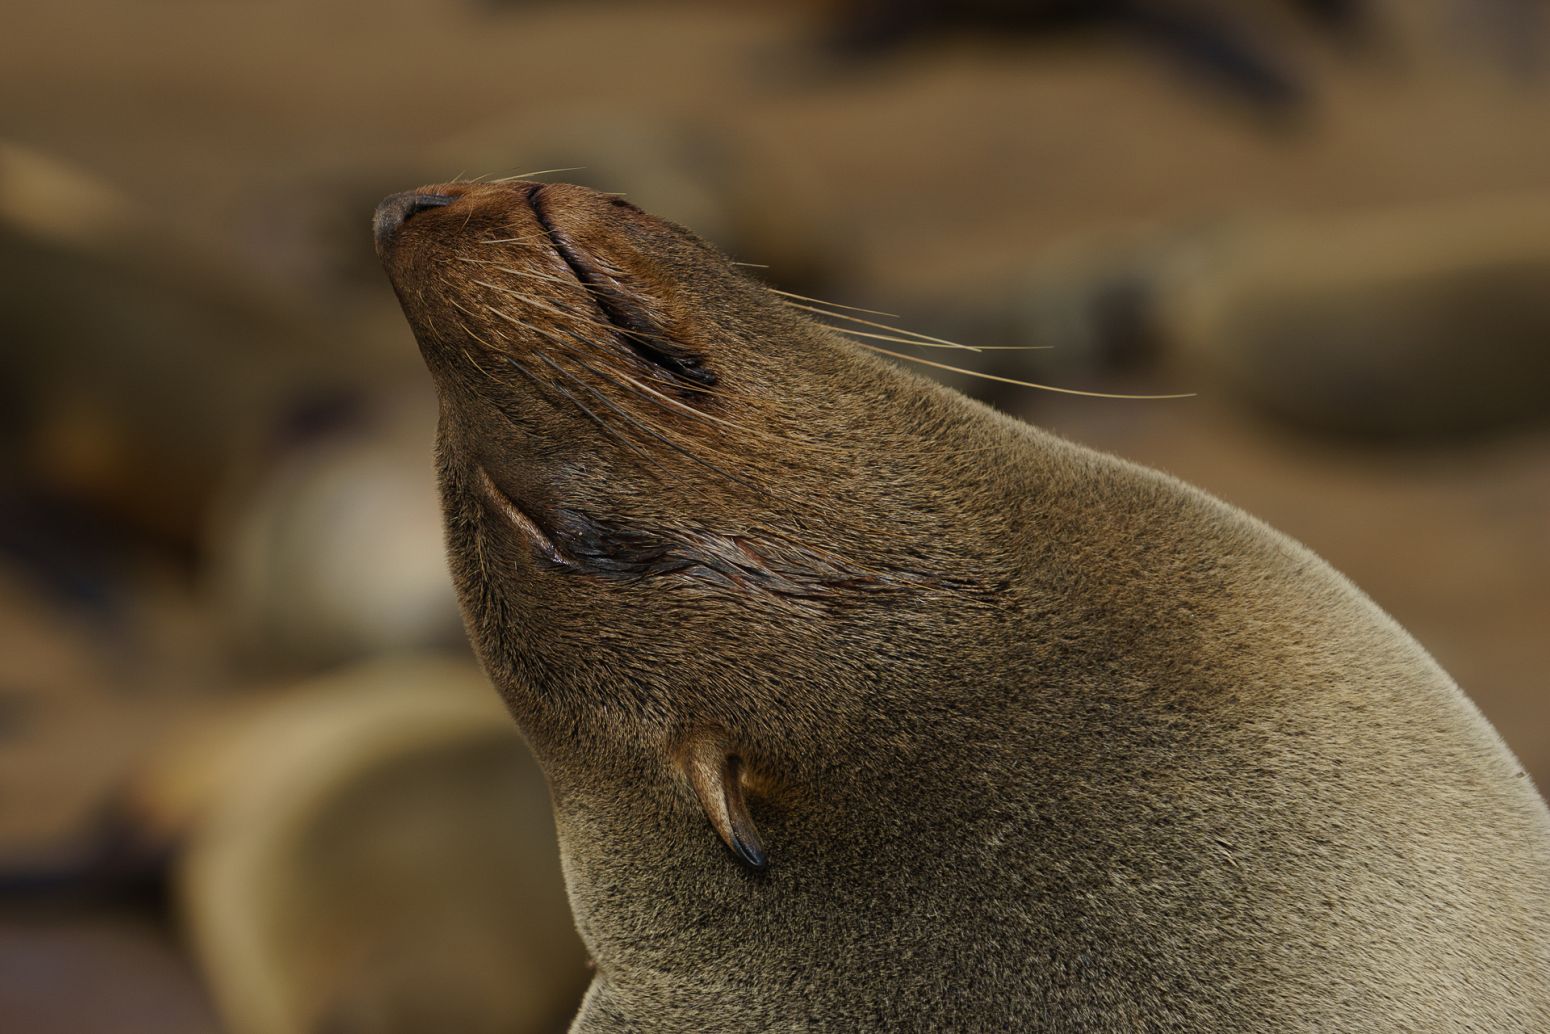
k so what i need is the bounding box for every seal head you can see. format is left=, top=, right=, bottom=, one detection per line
left=375, top=179, right=1013, bottom=769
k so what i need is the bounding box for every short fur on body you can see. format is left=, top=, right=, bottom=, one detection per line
left=375, top=181, right=1550, bottom=1033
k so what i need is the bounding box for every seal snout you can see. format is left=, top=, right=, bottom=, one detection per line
left=373, top=191, right=458, bottom=259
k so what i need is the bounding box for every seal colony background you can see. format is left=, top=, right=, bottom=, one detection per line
left=3, top=1, right=1548, bottom=1031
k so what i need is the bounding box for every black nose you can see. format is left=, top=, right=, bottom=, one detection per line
left=373, top=191, right=457, bottom=257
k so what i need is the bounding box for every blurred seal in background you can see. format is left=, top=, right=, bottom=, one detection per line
left=151, top=658, right=589, bottom=1034
left=0, top=141, right=361, bottom=548
left=1164, top=194, right=1550, bottom=439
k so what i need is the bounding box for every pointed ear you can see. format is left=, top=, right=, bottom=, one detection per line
left=677, top=732, right=767, bottom=870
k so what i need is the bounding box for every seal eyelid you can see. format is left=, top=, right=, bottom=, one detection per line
left=569, top=284, right=718, bottom=388
left=619, top=327, right=717, bottom=388
left=527, top=184, right=717, bottom=388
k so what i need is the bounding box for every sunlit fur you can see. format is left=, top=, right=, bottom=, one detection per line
left=378, top=181, right=1550, bottom=1033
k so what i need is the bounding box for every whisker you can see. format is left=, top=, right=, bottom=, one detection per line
left=576, top=357, right=752, bottom=434
left=468, top=266, right=580, bottom=291
left=450, top=315, right=563, bottom=426
left=824, top=327, right=983, bottom=352
left=518, top=354, right=654, bottom=463
left=479, top=233, right=549, bottom=245
left=468, top=268, right=683, bottom=347
left=541, top=327, right=982, bottom=462
left=770, top=288, right=899, bottom=319
left=859, top=344, right=1195, bottom=400
left=490, top=166, right=587, bottom=184
left=546, top=328, right=783, bottom=442
left=478, top=292, right=646, bottom=363
left=458, top=308, right=648, bottom=464
left=827, top=326, right=1052, bottom=351
left=535, top=318, right=760, bottom=415
left=469, top=279, right=667, bottom=355
left=474, top=280, right=752, bottom=403
left=452, top=296, right=1011, bottom=467
left=781, top=302, right=979, bottom=352
left=532, top=351, right=762, bottom=494
left=459, top=346, right=498, bottom=382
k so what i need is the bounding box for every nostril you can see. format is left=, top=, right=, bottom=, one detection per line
left=373, top=191, right=458, bottom=258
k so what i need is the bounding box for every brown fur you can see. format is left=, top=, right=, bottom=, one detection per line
left=376, top=181, right=1550, bottom=1032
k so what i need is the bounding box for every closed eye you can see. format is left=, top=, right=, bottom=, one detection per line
left=530, top=186, right=717, bottom=389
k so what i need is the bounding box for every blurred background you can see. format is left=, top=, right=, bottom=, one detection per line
left=3, top=0, right=1548, bottom=1031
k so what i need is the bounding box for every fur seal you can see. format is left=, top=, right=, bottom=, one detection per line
left=375, top=180, right=1550, bottom=1032
left=1165, top=195, right=1550, bottom=439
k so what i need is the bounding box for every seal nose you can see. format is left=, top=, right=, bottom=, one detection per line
left=373, top=191, right=457, bottom=258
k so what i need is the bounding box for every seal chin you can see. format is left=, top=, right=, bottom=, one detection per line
left=372, top=191, right=459, bottom=259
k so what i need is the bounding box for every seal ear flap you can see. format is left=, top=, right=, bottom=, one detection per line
left=678, top=734, right=767, bottom=871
